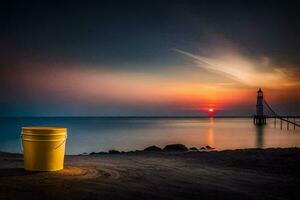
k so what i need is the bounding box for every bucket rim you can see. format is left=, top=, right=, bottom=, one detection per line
left=22, top=127, right=67, bottom=134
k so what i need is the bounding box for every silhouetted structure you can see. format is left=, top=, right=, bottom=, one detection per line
left=253, top=88, right=266, bottom=125
left=253, top=88, right=299, bottom=129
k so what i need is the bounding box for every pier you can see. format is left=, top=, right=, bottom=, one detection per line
left=253, top=88, right=300, bottom=129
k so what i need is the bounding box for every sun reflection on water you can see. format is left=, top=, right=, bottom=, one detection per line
left=208, top=117, right=215, bottom=147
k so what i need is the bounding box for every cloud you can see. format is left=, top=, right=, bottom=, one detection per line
left=174, top=48, right=299, bottom=89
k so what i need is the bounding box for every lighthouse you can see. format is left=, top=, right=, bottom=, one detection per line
left=256, top=88, right=263, bottom=116
left=254, top=88, right=266, bottom=125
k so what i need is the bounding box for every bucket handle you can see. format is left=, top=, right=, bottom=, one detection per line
left=21, top=134, right=67, bottom=151
left=54, top=136, right=67, bottom=150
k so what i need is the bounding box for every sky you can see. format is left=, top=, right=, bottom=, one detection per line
left=0, top=0, right=299, bottom=116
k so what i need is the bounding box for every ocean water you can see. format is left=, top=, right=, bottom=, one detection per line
left=0, top=117, right=299, bottom=155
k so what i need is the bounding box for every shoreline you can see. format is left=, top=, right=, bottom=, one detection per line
left=3, top=146, right=299, bottom=156
left=1, top=146, right=300, bottom=156
left=1, top=147, right=299, bottom=200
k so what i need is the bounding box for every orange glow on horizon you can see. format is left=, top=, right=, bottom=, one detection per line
left=2, top=63, right=299, bottom=115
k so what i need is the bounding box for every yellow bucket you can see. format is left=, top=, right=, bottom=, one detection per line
left=21, top=127, right=67, bottom=171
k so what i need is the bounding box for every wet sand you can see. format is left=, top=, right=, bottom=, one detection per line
left=0, top=148, right=299, bottom=200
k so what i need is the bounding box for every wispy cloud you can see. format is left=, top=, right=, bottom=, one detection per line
left=174, top=48, right=298, bottom=89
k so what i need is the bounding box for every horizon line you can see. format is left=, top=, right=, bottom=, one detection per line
left=1, top=115, right=300, bottom=118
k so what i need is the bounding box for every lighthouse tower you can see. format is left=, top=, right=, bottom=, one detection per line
left=256, top=88, right=264, bottom=116
left=254, top=88, right=266, bottom=125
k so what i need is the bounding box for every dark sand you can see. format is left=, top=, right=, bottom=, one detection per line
left=0, top=148, right=299, bottom=200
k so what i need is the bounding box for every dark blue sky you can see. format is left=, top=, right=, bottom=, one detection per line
left=2, top=0, right=299, bottom=66
left=0, top=0, right=299, bottom=116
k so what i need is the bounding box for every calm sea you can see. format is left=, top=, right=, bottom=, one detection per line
left=0, top=117, right=299, bottom=155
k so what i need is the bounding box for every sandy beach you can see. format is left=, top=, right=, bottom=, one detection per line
left=0, top=148, right=299, bottom=200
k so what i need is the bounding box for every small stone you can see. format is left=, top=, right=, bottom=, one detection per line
left=205, top=145, right=215, bottom=150
left=189, top=147, right=198, bottom=151
left=163, top=144, right=188, bottom=151
left=109, top=150, right=120, bottom=154
left=144, top=145, right=162, bottom=151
